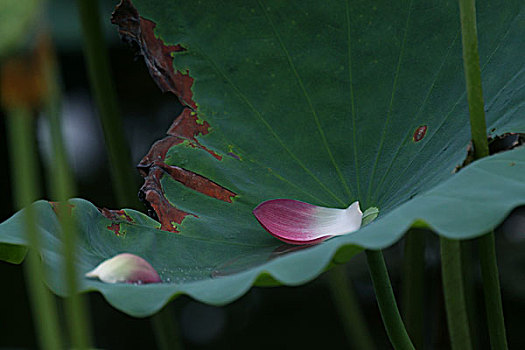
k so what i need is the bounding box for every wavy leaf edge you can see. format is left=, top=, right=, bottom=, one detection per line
left=0, top=146, right=524, bottom=316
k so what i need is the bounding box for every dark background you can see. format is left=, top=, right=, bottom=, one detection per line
left=1, top=1, right=524, bottom=348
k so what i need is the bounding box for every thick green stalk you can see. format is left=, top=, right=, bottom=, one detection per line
left=461, top=240, right=480, bottom=350
left=366, top=250, right=414, bottom=350
left=458, top=0, right=508, bottom=348
left=151, top=305, right=184, bottom=350
left=401, top=229, right=426, bottom=349
left=7, top=107, right=64, bottom=350
left=440, top=237, right=472, bottom=350
left=76, top=0, right=138, bottom=207
left=478, top=233, right=508, bottom=349
left=327, top=266, right=375, bottom=350
left=43, top=49, right=93, bottom=350
left=458, top=0, right=488, bottom=159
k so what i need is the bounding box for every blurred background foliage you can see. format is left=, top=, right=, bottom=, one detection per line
left=0, top=0, right=524, bottom=348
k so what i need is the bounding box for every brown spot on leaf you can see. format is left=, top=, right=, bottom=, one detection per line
left=138, top=160, right=235, bottom=232
left=112, top=2, right=221, bottom=160
left=139, top=167, right=196, bottom=232
left=107, top=222, right=123, bottom=236
left=113, top=0, right=237, bottom=232
left=138, top=136, right=179, bottom=176
left=137, top=114, right=235, bottom=230
left=167, top=108, right=222, bottom=160
left=111, top=0, right=196, bottom=109
left=49, top=201, right=75, bottom=216
left=167, top=109, right=209, bottom=139
left=161, top=163, right=235, bottom=202
left=138, top=109, right=222, bottom=175
left=98, top=208, right=134, bottom=236
left=412, top=125, right=427, bottom=142
left=98, top=208, right=134, bottom=222
left=139, top=137, right=235, bottom=203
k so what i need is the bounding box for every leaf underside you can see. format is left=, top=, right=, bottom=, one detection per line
left=1, top=0, right=524, bottom=316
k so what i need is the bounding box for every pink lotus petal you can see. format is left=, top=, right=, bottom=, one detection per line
left=85, top=253, right=161, bottom=284
left=253, top=199, right=362, bottom=245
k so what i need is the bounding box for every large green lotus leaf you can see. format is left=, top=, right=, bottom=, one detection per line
left=1, top=0, right=525, bottom=316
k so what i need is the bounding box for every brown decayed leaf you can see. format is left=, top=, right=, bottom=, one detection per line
left=112, top=0, right=237, bottom=232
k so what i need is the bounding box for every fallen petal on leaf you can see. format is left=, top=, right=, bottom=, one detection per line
left=253, top=200, right=363, bottom=245
left=85, top=253, right=161, bottom=284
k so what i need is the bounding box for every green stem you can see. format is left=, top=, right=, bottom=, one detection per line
left=7, top=107, right=64, bottom=350
left=440, top=237, right=472, bottom=350
left=366, top=250, right=414, bottom=350
left=151, top=304, right=184, bottom=350
left=458, top=0, right=488, bottom=159
left=401, top=229, right=426, bottom=349
left=458, top=0, right=508, bottom=348
left=461, top=240, right=480, bottom=350
left=76, top=0, right=138, bottom=208
left=327, top=266, right=376, bottom=350
left=478, top=233, right=508, bottom=349
left=43, top=48, right=93, bottom=350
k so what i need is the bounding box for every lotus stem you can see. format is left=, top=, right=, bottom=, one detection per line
left=76, top=0, right=138, bottom=208
left=327, top=265, right=376, bottom=350
left=151, top=304, right=184, bottom=350
left=366, top=249, right=414, bottom=350
left=461, top=240, right=480, bottom=349
left=478, top=233, right=508, bottom=349
left=458, top=0, right=508, bottom=347
left=7, top=107, right=64, bottom=350
left=458, top=0, right=488, bottom=158
left=401, top=229, right=426, bottom=349
left=440, top=237, right=472, bottom=350
left=42, top=40, right=93, bottom=349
